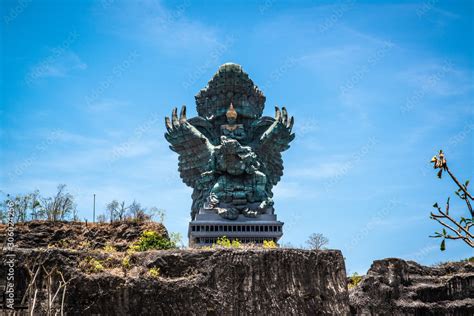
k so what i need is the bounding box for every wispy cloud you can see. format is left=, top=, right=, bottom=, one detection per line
left=28, top=50, right=86, bottom=79
left=25, top=30, right=86, bottom=84
left=288, top=162, right=351, bottom=180
left=398, top=60, right=473, bottom=97
left=272, top=181, right=310, bottom=199
left=85, top=99, right=130, bottom=113
left=54, top=131, right=108, bottom=146
left=301, top=46, right=364, bottom=72
left=101, top=0, right=222, bottom=54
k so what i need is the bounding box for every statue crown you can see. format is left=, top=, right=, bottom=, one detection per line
left=195, top=63, right=266, bottom=119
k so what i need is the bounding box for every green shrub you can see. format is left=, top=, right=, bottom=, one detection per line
left=263, top=240, right=277, bottom=249
left=148, top=267, right=160, bottom=278
left=216, top=236, right=231, bottom=247
left=122, top=255, right=131, bottom=270
left=79, top=257, right=105, bottom=273
left=79, top=240, right=92, bottom=250
left=348, top=272, right=362, bottom=289
left=215, top=236, right=241, bottom=248
left=130, top=230, right=175, bottom=251
left=103, top=244, right=117, bottom=253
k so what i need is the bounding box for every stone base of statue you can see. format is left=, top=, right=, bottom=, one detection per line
left=188, top=210, right=284, bottom=247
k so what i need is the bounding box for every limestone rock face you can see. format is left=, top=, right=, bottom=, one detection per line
left=349, top=258, right=474, bottom=315
left=0, top=220, right=168, bottom=251
left=3, top=248, right=349, bottom=315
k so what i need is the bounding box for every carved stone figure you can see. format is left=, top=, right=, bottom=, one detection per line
left=165, top=63, right=295, bottom=220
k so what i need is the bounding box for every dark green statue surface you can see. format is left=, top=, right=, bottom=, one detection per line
left=165, top=63, right=295, bottom=220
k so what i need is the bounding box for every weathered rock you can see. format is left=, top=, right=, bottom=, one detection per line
left=3, top=248, right=349, bottom=315
left=349, top=258, right=474, bottom=315
left=0, top=220, right=168, bottom=251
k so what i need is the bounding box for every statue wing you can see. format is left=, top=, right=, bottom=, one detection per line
left=252, top=106, right=295, bottom=190
left=164, top=106, right=214, bottom=188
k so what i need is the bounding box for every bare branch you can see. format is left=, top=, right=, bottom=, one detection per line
left=30, top=289, right=38, bottom=316
left=465, top=197, right=473, bottom=217
left=431, top=216, right=463, bottom=238
left=437, top=208, right=473, bottom=239
left=429, top=150, right=474, bottom=249
left=445, top=166, right=473, bottom=200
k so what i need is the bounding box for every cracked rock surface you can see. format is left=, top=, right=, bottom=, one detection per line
left=3, top=248, right=349, bottom=315
left=349, top=258, right=474, bottom=315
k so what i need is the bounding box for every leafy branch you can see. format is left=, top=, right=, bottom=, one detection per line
left=429, top=150, right=473, bottom=250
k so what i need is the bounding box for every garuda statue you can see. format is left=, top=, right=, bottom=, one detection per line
left=165, top=63, right=295, bottom=220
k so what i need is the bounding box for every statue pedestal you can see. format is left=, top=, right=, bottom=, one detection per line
left=188, top=213, right=283, bottom=247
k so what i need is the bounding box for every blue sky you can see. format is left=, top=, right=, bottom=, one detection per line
left=1, top=0, right=473, bottom=274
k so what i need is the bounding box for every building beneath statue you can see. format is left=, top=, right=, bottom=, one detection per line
left=188, top=212, right=283, bottom=246
left=164, top=63, right=294, bottom=247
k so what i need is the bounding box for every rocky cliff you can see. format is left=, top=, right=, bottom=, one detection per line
left=349, top=258, right=474, bottom=315
left=1, top=221, right=349, bottom=315
left=3, top=221, right=473, bottom=315
left=2, top=248, right=349, bottom=315
left=0, top=220, right=168, bottom=251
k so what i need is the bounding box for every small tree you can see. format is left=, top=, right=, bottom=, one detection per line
left=13, top=194, right=30, bottom=222
left=96, top=214, right=107, bottom=223
left=429, top=150, right=473, bottom=250
left=116, top=201, right=128, bottom=221
left=41, top=184, right=76, bottom=221
left=0, top=190, right=43, bottom=223
left=306, top=233, right=329, bottom=250
left=0, top=191, right=11, bottom=223
left=128, top=200, right=141, bottom=220
left=72, top=208, right=80, bottom=222
left=149, top=207, right=166, bottom=223
left=104, top=199, right=163, bottom=223
left=106, top=200, right=119, bottom=223
left=29, top=190, right=42, bottom=220
left=127, top=200, right=152, bottom=222
left=169, top=232, right=183, bottom=248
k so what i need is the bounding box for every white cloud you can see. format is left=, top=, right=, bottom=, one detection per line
left=26, top=50, right=87, bottom=82
left=401, top=243, right=439, bottom=262
left=272, top=181, right=303, bottom=199
left=340, top=25, right=395, bottom=47
left=108, top=139, right=159, bottom=160
left=85, top=99, right=130, bottom=113
left=337, top=88, right=374, bottom=125
left=54, top=131, right=108, bottom=146
left=301, top=46, right=363, bottom=64
left=101, top=1, right=223, bottom=54
left=145, top=17, right=220, bottom=51
left=398, top=60, right=474, bottom=97
left=287, top=162, right=350, bottom=180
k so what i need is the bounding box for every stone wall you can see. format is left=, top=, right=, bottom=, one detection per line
left=2, top=248, right=349, bottom=315
left=349, top=258, right=474, bottom=315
